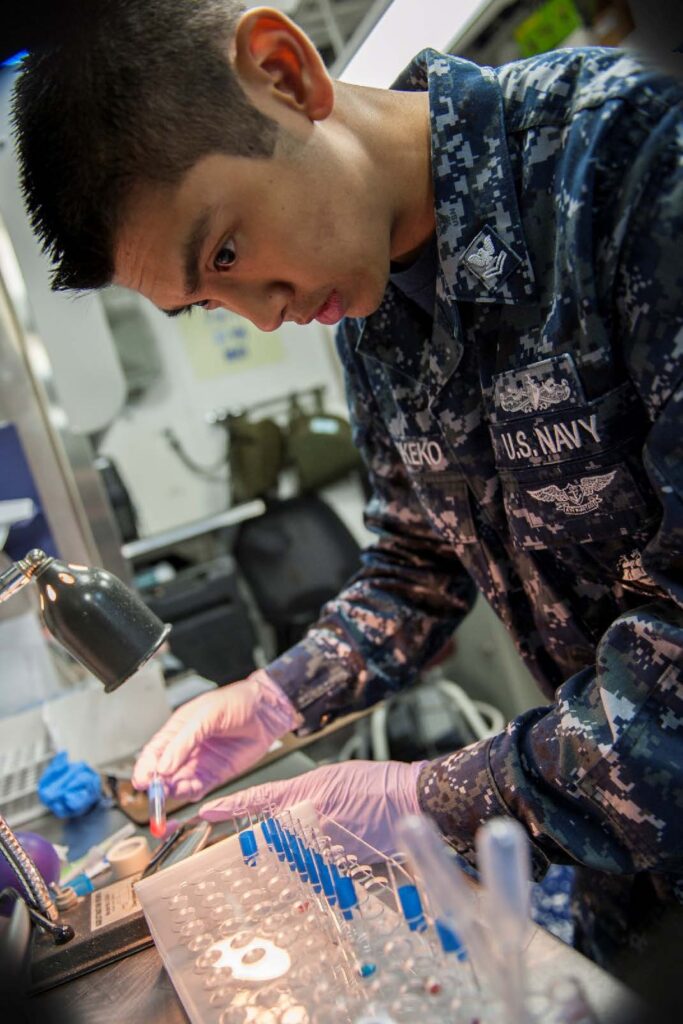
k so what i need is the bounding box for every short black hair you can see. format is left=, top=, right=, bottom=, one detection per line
left=11, top=0, right=279, bottom=292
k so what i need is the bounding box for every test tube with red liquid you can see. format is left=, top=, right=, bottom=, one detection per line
left=148, top=772, right=167, bottom=838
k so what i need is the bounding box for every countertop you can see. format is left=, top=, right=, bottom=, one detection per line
left=14, top=749, right=645, bottom=1024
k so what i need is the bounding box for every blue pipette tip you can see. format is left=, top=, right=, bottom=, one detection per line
left=238, top=828, right=258, bottom=866
left=397, top=883, right=426, bottom=931
left=436, top=918, right=466, bottom=958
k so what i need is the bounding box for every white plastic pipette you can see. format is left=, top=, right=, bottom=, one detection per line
left=475, top=817, right=531, bottom=1024
left=395, top=813, right=496, bottom=991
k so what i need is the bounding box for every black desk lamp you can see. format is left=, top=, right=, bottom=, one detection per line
left=0, top=548, right=169, bottom=937
left=0, top=548, right=170, bottom=691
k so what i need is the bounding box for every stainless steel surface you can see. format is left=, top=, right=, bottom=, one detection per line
left=0, top=219, right=131, bottom=582
left=445, top=0, right=517, bottom=55
left=289, top=0, right=380, bottom=62
left=121, top=500, right=266, bottom=561
left=330, top=0, right=393, bottom=75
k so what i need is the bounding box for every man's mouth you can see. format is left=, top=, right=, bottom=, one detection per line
left=314, top=290, right=345, bottom=326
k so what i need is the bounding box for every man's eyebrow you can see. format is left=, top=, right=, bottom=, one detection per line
left=183, top=206, right=214, bottom=296
left=158, top=206, right=215, bottom=317
left=161, top=304, right=194, bottom=318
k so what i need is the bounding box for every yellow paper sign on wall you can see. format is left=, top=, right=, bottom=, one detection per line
left=515, top=0, right=582, bottom=58
left=178, top=308, right=284, bottom=379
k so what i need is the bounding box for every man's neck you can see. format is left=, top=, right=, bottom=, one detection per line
left=335, top=82, right=435, bottom=264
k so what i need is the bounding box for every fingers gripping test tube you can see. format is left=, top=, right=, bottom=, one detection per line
left=148, top=772, right=167, bottom=838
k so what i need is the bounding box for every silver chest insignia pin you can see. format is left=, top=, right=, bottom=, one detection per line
left=618, top=549, right=649, bottom=584
left=527, top=470, right=617, bottom=516
left=500, top=373, right=572, bottom=413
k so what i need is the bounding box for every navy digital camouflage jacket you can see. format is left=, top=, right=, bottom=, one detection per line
left=267, top=47, right=683, bottom=923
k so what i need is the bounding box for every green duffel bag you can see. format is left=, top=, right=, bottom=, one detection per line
left=228, top=415, right=286, bottom=502
left=286, top=410, right=362, bottom=492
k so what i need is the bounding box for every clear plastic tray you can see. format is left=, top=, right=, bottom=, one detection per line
left=134, top=804, right=600, bottom=1024
left=134, top=803, right=416, bottom=1024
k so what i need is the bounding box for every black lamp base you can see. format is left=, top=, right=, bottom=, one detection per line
left=29, top=875, right=151, bottom=993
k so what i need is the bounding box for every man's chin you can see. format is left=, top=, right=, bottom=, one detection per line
left=355, top=277, right=390, bottom=319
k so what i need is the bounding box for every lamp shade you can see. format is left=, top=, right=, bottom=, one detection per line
left=34, top=555, right=170, bottom=691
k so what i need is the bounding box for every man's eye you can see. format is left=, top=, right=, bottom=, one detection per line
left=214, top=238, right=237, bottom=271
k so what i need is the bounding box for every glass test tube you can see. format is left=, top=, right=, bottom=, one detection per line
left=148, top=772, right=167, bottom=838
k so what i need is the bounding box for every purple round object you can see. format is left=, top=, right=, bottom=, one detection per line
left=0, top=830, right=61, bottom=913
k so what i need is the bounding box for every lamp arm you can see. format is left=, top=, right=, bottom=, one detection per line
left=0, top=549, right=48, bottom=605
left=0, top=814, right=58, bottom=923
left=0, top=561, right=31, bottom=604
left=0, top=548, right=59, bottom=924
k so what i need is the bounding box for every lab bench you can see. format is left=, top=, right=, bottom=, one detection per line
left=18, top=750, right=642, bottom=1024
left=22, top=750, right=315, bottom=1024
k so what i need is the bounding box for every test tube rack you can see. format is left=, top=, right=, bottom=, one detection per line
left=134, top=802, right=597, bottom=1024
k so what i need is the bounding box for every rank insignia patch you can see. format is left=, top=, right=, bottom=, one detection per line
left=461, top=225, right=521, bottom=290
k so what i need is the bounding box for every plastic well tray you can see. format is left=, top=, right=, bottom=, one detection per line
left=134, top=804, right=409, bottom=1024
left=134, top=807, right=603, bottom=1024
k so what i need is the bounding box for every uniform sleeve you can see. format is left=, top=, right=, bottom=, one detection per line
left=419, top=93, right=683, bottom=878
left=266, top=320, right=476, bottom=732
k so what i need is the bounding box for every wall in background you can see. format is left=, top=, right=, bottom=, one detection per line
left=99, top=291, right=354, bottom=537
left=0, top=70, right=127, bottom=437
left=98, top=292, right=538, bottom=715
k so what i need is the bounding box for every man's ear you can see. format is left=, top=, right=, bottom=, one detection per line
left=233, top=7, right=334, bottom=124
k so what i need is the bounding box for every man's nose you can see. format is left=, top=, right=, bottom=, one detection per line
left=219, top=283, right=290, bottom=332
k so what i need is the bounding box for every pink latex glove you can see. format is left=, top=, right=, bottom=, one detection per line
left=200, top=759, right=427, bottom=857
left=131, top=670, right=302, bottom=800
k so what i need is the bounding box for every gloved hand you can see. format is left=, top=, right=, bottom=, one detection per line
left=199, top=759, right=427, bottom=857
left=131, top=670, right=302, bottom=800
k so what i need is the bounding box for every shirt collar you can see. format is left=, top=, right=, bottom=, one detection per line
left=356, top=282, right=463, bottom=401
left=355, top=50, right=536, bottom=395
left=421, top=48, right=536, bottom=304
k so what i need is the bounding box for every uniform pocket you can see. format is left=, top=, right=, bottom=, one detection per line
left=390, top=432, right=479, bottom=548
left=412, top=472, right=478, bottom=548
left=490, top=382, right=657, bottom=550
left=501, top=456, right=652, bottom=549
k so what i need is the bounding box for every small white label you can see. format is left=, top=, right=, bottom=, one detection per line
left=90, top=873, right=141, bottom=932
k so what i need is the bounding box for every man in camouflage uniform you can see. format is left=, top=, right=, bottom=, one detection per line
left=258, top=46, right=683, bottom=976
left=12, top=0, right=682, bottom=985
